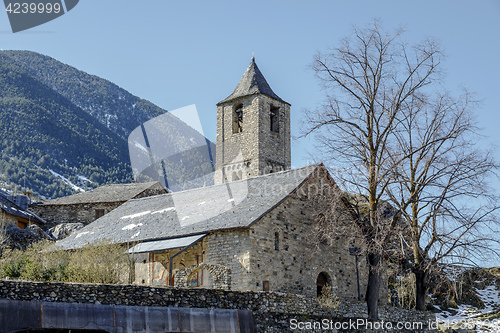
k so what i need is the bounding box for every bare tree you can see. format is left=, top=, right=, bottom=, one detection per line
left=303, top=21, right=443, bottom=319
left=385, top=90, right=499, bottom=310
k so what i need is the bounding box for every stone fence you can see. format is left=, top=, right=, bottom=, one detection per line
left=0, top=280, right=437, bottom=332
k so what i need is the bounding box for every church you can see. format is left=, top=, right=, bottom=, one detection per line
left=55, top=58, right=372, bottom=301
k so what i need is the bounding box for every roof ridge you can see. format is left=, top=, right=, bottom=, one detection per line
left=98, top=181, right=158, bottom=188
left=39, top=181, right=163, bottom=205
left=127, top=164, right=321, bottom=203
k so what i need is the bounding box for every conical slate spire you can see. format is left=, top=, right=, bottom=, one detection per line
left=218, top=57, right=288, bottom=105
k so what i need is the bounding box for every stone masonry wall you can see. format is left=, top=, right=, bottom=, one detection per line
left=30, top=202, right=122, bottom=226
left=207, top=229, right=253, bottom=291
left=0, top=280, right=436, bottom=332
left=215, top=94, right=291, bottom=184
left=248, top=167, right=374, bottom=301
left=256, top=95, right=291, bottom=175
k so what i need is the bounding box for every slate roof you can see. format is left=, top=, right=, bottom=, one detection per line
left=217, top=57, right=289, bottom=105
left=0, top=193, right=45, bottom=225
left=37, top=182, right=164, bottom=206
left=55, top=164, right=322, bottom=250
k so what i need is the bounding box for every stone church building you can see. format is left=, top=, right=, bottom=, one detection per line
left=55, top=58, right=373, bottom=301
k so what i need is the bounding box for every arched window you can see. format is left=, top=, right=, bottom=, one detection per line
left=233, top=104, right=243, bottom=133
left=316, top=272, right=331, bottom=297
left=274, top=232, right=279, bottom=251
left=270, top=105, right=279, bottom=133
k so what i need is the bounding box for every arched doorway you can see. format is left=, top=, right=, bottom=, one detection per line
left=187, top=268, right=215, bottom=288
left=175, top=263, right=231, bottom=289
left=316, top=272, right=331, bottom=297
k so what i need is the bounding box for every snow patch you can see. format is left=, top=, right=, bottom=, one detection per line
left=134, top=141, right=148, bottom=153
left=75, top=231, right=89, bottom=239
left=122, top=223, right=143, bottom=231
left=151, top=207, right=175, bottom=214
left=49, top=169, right=84, bottom=192
left=77, top=175, right=91, bottom=183
left=476, top=284, right=499, bottom=313
left=436, top=282, right=500, bottom=332
left=120, top=211, right=151, bottom=220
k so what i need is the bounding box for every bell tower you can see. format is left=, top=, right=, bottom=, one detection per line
left=214, top=57, right=291, bottom=184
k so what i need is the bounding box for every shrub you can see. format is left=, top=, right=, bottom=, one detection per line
left=317, top=285, right=340, bottom=310
left=0, top=240, right=128, bottom=284
left=64, top=242, right=128, bottom=284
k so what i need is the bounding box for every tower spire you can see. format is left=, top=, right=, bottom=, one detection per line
left=215, top=58, right=291, bottom=184
left=217, top=58, right=288, bottom=106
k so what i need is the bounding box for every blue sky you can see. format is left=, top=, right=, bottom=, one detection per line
left=2, top=1, right=500, bottom=263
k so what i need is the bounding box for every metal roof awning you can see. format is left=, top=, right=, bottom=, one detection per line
left=128, top=234, right=207, bottom=254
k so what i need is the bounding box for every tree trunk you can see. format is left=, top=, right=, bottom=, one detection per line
left=365, top=252, right=382, bottom=320
left=414, top=268, right=427, bottom=311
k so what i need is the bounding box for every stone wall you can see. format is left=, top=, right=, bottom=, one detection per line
left=247, top=168, right=379, bottom=301
left=30, top=202, right=122, bottom=226
left=256, top=95, right=291, bottom=175
left=175, top=263, right=231, bottom=289
left=207, top=229, right=253, bottom=291
left=0, top=280, right=436, bottom=332
left=215, top=94, right=291, bottom=184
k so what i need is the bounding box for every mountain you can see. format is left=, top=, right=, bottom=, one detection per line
left=0, top=51, right=201, bottom=200
left=1, top=51, right=166, bottom=140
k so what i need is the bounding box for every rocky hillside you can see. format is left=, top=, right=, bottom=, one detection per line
left=429, top=267, right=500, bottom=332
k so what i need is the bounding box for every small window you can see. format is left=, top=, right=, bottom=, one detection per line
left=263, top=280, right=270, bottom=291
left=95, top=209, right=105, bottom=220
left=274, top=232, right=279, bottom=251
left=270, top=105, right=279, bottom=133
left=233, top=104, right=243, bottom=133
